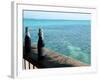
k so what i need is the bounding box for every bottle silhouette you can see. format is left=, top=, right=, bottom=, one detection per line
left=37, top=28, right=45, bottom=60
left=25, top=27, right=31, bottom=53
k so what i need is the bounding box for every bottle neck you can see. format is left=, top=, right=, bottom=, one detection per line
left=25, top=27, right=31, bottom=38
left=38, top=29, right=44, bottom=40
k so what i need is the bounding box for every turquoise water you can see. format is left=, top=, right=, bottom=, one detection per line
left=23, top=19, right=91, bottom=64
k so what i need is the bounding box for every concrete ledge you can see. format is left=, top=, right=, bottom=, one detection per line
left=23, top=46, right=89, bottom=69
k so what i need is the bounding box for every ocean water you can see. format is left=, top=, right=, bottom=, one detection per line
left=23, top=19, right=91, bottom=64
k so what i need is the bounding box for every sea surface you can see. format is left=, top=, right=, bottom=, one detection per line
left=23, top=19, right=91, bottom=64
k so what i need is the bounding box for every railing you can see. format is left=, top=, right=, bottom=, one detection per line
left=23, top=59, right=37, bottom=69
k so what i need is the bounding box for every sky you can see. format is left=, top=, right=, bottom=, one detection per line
left=23, top=10, right=91, bottom=20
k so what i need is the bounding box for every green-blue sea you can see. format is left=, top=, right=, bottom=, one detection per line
left=23, top=19, right=91, bottom=64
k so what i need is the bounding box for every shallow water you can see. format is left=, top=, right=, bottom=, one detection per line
left=23, top=19, right=91, bottom=64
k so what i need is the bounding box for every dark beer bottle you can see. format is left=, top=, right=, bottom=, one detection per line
left=25, top=27, right=31, bottom=53
left=38, top=28, right=45, bottom=60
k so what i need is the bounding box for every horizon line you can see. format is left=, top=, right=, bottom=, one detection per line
left=23, top=18, right=91, bottom=21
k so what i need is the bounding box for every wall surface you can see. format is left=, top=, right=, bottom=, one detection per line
left=0, top=0, right=100, bottom=80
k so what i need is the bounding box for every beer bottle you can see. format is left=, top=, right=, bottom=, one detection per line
left=25, top=27, right=31, bottom=53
